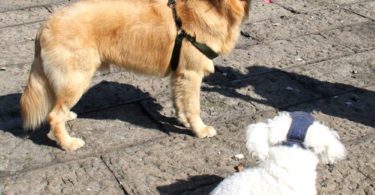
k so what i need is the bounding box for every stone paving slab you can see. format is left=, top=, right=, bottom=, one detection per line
left=0, top=23, right=39, bottom=47
left=0, top=2, right=70, bottom=28
left=0, top=103, right=165, bottom=174
left=275, top=0, right=370, bottom=12
left=102, top=107, right=374, bottom=194
left=243, top=8, right=369, bottom=42
left=0, top=7, right=50, bottom=28
left=319, top=22, right=375, bottom=53
left=0, top=0, right=374, bottom=194
left=217, top=34, right=356, bottom=76
left=285, top=50, right=375, bottom=94
left=101, top=134, right=248, bottom=195
left=248, top=0, right=292, bottom=22
left=217, top=22, right=375, bottom=79
left=347, top=1, right=375, bottom=19
left=0, top=157, right=124, bottom=195
left=286, top=85, right=375, bottom=132
left=0, top=0, right=70, bottom=12
left=0, top=41, right=34, bottom=66
left=317, top=137, right=375, bottom=195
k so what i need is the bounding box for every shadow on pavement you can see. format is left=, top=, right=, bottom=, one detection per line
left=157, top=174, right=223, bottom=195
left=1, top=66, right=373, bottom=148
left=76, top=81, right=192, bottom=136
left=203, top=65, right=375, bottom=127
left=0, top=81, right=191, bottom=148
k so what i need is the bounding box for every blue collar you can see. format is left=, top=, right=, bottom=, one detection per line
left=282, top=112, right=314, bottom=149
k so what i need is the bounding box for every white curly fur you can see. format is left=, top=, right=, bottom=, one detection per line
left=211, top=112, right=347, bottom=195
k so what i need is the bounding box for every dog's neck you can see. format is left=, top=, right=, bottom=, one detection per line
left=175, top=0, right=246, bottom=54
left=263, top=147, right=318, bottom=192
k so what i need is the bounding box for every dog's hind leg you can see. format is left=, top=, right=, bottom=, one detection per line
left=43, top=48, right=99, bottom=151
left=172, top=70, right=217, bottom=138
left=47, top=68, right=96, bottom=151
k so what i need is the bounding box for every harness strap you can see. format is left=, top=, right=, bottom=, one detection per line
left=282, top=111, right=314, bottom=148
left=168, top=0, right=219, bottom=71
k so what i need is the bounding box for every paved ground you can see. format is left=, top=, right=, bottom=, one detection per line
left=0, top=0, right=374, bottom=194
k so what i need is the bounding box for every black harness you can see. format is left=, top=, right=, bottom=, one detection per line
left=168, top=0, right=219, bottom=71
left=281, top=111, right=314, bottom=149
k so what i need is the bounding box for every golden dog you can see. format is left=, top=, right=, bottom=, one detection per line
left=20, top=0, right=251, bottom=151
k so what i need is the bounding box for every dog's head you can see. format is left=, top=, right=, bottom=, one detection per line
left=246, top=112, right=347, bottom=164
left=204, top=0, right=252, bottom=22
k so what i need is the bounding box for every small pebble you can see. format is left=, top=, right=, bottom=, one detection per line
left=286, top=86, right=294, bottom=91
left=234, top=154, right=244, bottom=160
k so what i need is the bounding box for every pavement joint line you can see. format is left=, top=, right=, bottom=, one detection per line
left=357, top=167, right=375, bottom=181
left=0, top=109, right=373, bottom=179
left=0, top=135, right=167, bottom=179
left=43, top=5, right=54, bottom=14
left=0, top=0, right=372, bottom=29
left=0, top=20, right=372, bottom=65
left=0, top=0, right=68, bottom=13
left=77, top=96, right=152, bottom=116
left=284, top=68, right=375, bottom=104
left=99, top=155, right=130, bottom=195
left=138, top=101, right=172, bottom=136
left=229, top=48, right=375, bottom=82
left=342, top=7, right=375, bottom=22
left=216, top=83, right=375, bottom=125
left=0, top=3, right=331, bottom=29
left=274, top=3, right=302, bottom=14
left=344, top=132, right=375, bottom=145
left=272, top=0, right=375, bottom=15
left=0, top=3, right=370, bottom=33
left=0, top=62, right=31, bottom=68
left=277, top=83, right=375, bottom=111
left=256, top=21, right=373, bottom=44
left=1, top=21, right=373, bottom=69
left=0, top=19, right=44, bottom=30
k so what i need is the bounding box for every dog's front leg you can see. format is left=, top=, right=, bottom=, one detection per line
left=172, top=70, right=217, bottom=138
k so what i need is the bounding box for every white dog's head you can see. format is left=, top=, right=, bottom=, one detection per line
left=246, top=112, right=346, bottom=164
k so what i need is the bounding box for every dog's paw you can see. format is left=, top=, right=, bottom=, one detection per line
left=67, top=111, right=77, bottom=121
left=47, top=130, right=56, bottom=141
left=197, top=126, right=217, bottom=138
left=62, top=137, right=85, bottom=151
left=177, top=113, right=190, bottom=128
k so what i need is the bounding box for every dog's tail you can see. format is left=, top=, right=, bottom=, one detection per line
left=20, top=29, right=54, bottom=130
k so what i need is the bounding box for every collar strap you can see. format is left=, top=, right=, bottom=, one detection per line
left=282, top=112, right=314, bottom=149
left=168, top=0, right=181, bottom=28
left=168, top=0, right=219, bottom=71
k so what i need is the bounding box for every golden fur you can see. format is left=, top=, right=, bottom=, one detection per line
left=20, top=0, right=251, bottom=151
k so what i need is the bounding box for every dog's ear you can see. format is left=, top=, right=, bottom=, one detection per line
left=304, top=122, right=347, bottom=164
left=246, top=122, right=270, bottom=162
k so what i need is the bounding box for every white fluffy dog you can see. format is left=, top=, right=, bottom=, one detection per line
left=211, top=111, right=347, bottom=195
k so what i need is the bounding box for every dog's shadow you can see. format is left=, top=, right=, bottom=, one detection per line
left=156, top=174, right=223, bottom=195
left=1, top=65, right=373, bottom=148
left=203, top=65, right=375, bottom=128
left=0, top=81, right=190, bottom=147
